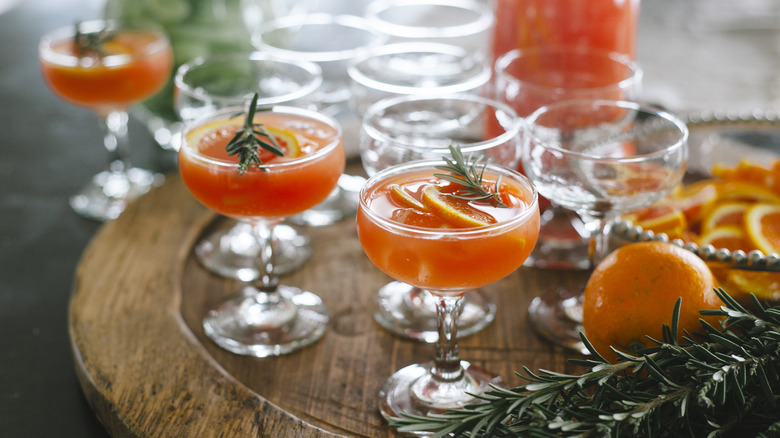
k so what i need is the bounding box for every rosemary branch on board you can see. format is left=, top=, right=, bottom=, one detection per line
left=73, top=21, right=114, bottom=57
left=434, top=145, right=507, bottom=207
left=390, top=289, right=780, bottom=437
left=225, top=93, right=284, bottom=174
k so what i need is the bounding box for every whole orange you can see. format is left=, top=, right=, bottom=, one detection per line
left=582, top=241, right=722, bottom=362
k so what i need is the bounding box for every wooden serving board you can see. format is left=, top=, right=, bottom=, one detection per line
left=69, top=163, right=589, bottom=437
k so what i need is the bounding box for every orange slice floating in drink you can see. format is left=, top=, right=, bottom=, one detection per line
left=391, top=209, right=446, bottom=228
left=389, top=184, right=427, bottom=211
left=263, top=127, right=301, bottom=159
left=187, top=119, right=301, bottom=163
left=745, top=203, right=780, bottom=254
left=421, top=185, right=497, bottom=228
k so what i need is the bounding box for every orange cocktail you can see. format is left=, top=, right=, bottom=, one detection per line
left=38, top=20, right=173, bottom=221
left=179, top=108, right=345, bottom=221
left=357, top=157, right=539, bottom=421
left=178, top=104, right=344, bottom=358
left=40, top=21, right=172, bottom=115
left=358, top=167, right=539, bottom=293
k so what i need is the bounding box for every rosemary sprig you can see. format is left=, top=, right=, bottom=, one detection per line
left=73, top=21, right=114, bottom=57
left=225, top=93, right=284, bottom=174
left=434, top=145, right=507, bottom=207
left=390, top=289, right=780, bottom=437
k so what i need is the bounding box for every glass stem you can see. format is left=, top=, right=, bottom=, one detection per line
left=582, top=215, right=614, bottom=266
left=250, top=220, right=280, bottom=293
left=432, top=295, right=465, bottom=383
left=100, top=110, right=132, bottom=174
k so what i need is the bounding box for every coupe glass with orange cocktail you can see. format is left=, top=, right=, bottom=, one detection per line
left=179, top=103, right=345, bottom=357
left=357, top=152, right=539, bottom=420
left=39, top=20, right=173, bottom=220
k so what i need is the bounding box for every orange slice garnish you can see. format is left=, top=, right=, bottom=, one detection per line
left=390, top=209, right=447, bottom=228
left=697, top=225, right=754, bottom=252
left=389, top=184, right=427, bottom=211
left=264, top=127, right=301, bottom=159
left=100, top=40, right=134, bottom=57
left=187, top=119, right=301, bottom=162
left=745, top=203, right=780, bottom=254
left=420, top=185, right=496, bottom=228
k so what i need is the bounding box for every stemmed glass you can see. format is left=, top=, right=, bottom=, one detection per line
left=365, top=0, right=494, bottom=56
left=360, top=94, right=522, bottom=342
left=347, top=42, right=491, bottom=116
left=174, top=52, right=322, bottom=279
left=251, top=13, right=387, bottom=227
left=39, top=20, right=173, bottom=220
left=178, top=104, right=345, bottom=356
left=252, top=13, right=387, bottom=113
left=494, top=46, right=642, bottom=269
left=357, top=157, right=539, bottom=420
left=522, top=99, right=688, bottom=353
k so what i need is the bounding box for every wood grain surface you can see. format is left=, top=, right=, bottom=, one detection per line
left=69, top=162, right=591, bottom=437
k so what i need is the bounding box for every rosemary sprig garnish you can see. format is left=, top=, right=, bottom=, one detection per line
left=434, top=145, right=507, bottom=207
left=225, top=93, right=284, bottom=174
left=390, top=289, right=780, bottom=437
left=73, top=21, right=114, bottom=57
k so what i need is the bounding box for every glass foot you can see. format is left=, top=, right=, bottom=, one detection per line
left=524, top=206, right=590, bottom=270
left=527, top=287, right=589, bottom=355
left=287, top=174, right=365, bottom=226
left=195, top=222, right=311, bottom=280
left=70, top=168, right=164, bottom=221
left=378, top=361, right=502, bottom=426
left=374, top=281, right=496, bottom=343
left=202, top=284, right=328, bottom=357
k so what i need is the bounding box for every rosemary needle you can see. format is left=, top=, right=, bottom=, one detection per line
left=434, top=145, right=507, bottom=208
left=224, top=93, right=284, bottom=174
left=73, top=21, right=114, bottom=58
